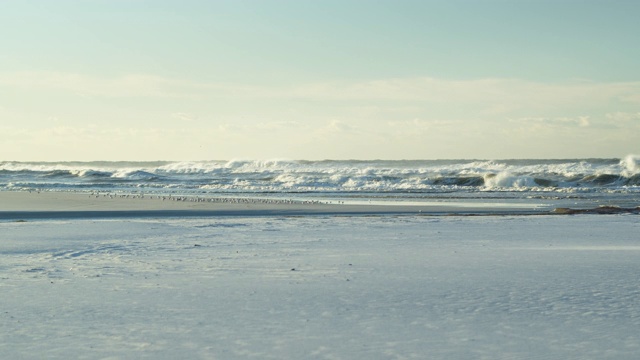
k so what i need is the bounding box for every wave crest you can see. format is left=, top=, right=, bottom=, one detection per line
left=621, top=154, right=640, bottom=175
left=3, top=158, right=640, bottom=194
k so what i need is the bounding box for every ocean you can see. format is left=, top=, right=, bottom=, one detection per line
left=3, top=158, right=640, bottom=358
left=2, top=156, right=640, bottom=209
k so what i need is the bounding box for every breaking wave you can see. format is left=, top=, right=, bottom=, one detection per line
left=2, top=157, right=640, bottom=194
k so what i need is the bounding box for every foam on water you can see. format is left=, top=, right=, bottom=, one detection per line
left=621, top=154, right=640, bottom=175
left=2, top=158, right=640, bottom=201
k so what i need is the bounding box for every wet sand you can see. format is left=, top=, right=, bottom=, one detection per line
left=2, top=212, right=640, bottom=359
left=0, top=191, right=551, bottom=219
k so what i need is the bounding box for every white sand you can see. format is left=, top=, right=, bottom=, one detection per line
left=1, top=210, right=640, bottom=359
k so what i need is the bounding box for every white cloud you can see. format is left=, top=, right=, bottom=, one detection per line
left=2, top=71, right=640, bottom=160
left=384, top=118, right=463, bottom=139
left=3, top=71, right=640, bottom=111
left=578, top=116, right=590, bottom=127
left=605, top=112, right=640, bottom=122
left=253, top=121, right=301, bottom=131
left=508, top=116, right=593, bottom=128
left=323, top=119, right=357, bottom=133
left=216, top=120, right=303, bottom=134
left=387, top=118, right=459, bottom=130
left=171, top=112, right=197, bottom=122
left=271, top=78, right=640, bottom=116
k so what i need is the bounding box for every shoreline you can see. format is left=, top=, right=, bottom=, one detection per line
left=0, top=190, right=548, bottom=219
left=3, top=192, right=640, bottom=358
left=1, top=190, right=638, bottom=220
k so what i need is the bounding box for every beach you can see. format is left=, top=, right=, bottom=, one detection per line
left=1, top=191, right=639, bottom=359
left=4, top=0, right=639, bottom=356
left=0, top=190, right=559, bottom=218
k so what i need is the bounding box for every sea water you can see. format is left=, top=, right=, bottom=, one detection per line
left=2, top=156, right=639, bottom=208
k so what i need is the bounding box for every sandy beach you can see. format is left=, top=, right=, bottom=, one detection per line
left=4, top=0, right=639, bottom=357
left=0, top=190, right=555, bottom=219
left=1, top=190, right=639, bottom=359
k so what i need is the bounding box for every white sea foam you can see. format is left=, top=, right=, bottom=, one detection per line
left=621, top=154, right=640, bottom=175
left=2, top=157, right=640, bottom=196
left=483, top=172, right=537, bottom=189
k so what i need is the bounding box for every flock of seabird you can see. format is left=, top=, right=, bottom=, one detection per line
left=87, top=191, right=332, bottom=206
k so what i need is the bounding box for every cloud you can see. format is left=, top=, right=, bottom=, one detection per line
left=253, top=121, right=301, bottom=131
left=508, top=113, right=640, bottom=133
left=216, top=120, right=303, bottom=134
left=171, top=112, right=197, bottom=122
left=313, top=119, right=364, bottom=137
left=273, top=78, right=640, bottom=115
left=578, top=116, right=590, bottom=127
left=605, top=111, right=640, bottom=122
left=220, top=78, right=640, bottom=127
left=3, top=71, right=639, bottom=160
left=509, top=116, right=591, bottom=127
left=3, top=71, right=640, bottom=110
left=324, top=119, right=357, bottom=133
left=305, top=120, right=364, bottom=142
left=385, top=118, right=458, bottom=138
left=387, top=118, right=459, bottom=130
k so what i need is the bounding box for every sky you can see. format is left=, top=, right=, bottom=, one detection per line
left=1, top=0, right=639, bottom=161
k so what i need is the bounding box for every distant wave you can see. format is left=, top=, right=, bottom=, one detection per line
left=2, top=157, right=639, bottom=194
